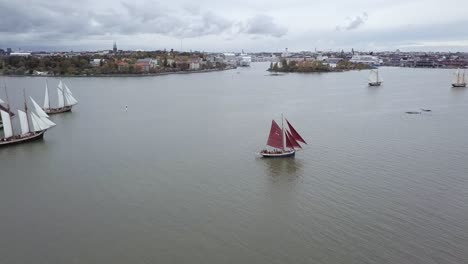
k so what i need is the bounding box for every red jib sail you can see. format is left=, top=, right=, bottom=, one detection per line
left=267, top=120, right=283, bottom=149
left=286, top=119, right=306, bottom=144
left=286, top=130, right=302, bottom=149
left=285, top=132, right=294, bottom=149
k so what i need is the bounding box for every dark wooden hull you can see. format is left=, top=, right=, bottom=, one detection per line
left=368, top=82, right=382, bottom=86
left=0, top=130, right=45, bottom=147
left=45, top=106, right=73, bottom=115
left=261, top=150, right=296, bottom=158
left=452, top=83, right=466, bottom=88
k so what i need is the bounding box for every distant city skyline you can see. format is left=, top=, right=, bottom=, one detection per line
left=1, top=0, right=468, bottom=52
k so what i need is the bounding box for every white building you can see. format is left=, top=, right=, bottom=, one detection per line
left=349, top=55, right=381, bottom=66
left=9, top=52, right=31, bottom=57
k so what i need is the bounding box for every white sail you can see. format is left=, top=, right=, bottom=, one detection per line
left=40, top=115, right=56, bottom=128
left=368, top=70, right=382, bottom=83
left=368, top=70, right=378, bottom=82
left=30, top=97, right=49, bottom=118
left=57, top=87, right=64, bottom=108
left=30, top=112, right=49, bottom=131
left=453, top=69, right=462, bottom=84
left=64, top=83, right=73, bottom=95
left=18, top=110, right=30, bottom=135
left=30, top=113, right=42, bottom=132
left=0, top=97, right=4, bottom=104
left=0, top=110, right=13, bottom=138
left=64, top=92, right=77, bottom=106
left=64, top=84, right=78, bottom=105
left=44, top=82, right=50, bottom=109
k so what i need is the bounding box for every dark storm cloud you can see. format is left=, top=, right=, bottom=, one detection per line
left=336, top=12, right=368, bottom=31
left=240, top=15, right=288, bottom=37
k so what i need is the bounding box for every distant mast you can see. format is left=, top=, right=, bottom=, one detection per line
left=44, top=79, right=50, bottom=110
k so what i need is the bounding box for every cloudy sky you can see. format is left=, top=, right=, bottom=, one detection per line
left=1, top=0, right=468, bottom=52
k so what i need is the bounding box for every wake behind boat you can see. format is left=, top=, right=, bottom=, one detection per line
left=260, top=116, right=307, bottom=158
left=368, top=69, right=382, bottom=86
left=43, top=80, right=78, bottom=115
left=0, top=95, right=56, bottom=147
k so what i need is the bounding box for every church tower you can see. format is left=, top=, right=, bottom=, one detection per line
left=113, top=41, right=117, bottom=54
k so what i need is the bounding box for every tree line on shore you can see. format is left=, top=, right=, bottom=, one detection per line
left=269, top=59, right=371, bottom=73
left=0, top=51, right=226, bottom=76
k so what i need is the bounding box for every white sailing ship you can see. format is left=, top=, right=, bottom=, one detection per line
left=43, top=80, right=78, bottom=114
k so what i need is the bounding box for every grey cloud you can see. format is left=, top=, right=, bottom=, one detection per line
left=240, top=15, right=288, bottom=37
left=336, top=12, right=368, bottom=31
left=0, top=0, right=233, bottom=43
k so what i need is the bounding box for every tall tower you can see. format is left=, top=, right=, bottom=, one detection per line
left=113, top=41, right=117, bottom=54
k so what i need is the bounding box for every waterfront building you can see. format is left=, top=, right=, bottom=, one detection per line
left=349, top=54, right=381, bottom=66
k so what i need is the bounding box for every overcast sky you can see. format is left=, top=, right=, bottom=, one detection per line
left=1, top=0, right=468, bottom=52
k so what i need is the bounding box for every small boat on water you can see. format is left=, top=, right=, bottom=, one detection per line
left=43, top=80, right=78, bottom=115
left=0, top=95, right=56, bottom=147
left=368, top=69, right=382, bottom=86
left=260, top=116, right=307, bottom=158
left=452, top=68, right=466, bottom=88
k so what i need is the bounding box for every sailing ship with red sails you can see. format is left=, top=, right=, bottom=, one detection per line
left=260, top=115, right=306, bottom=158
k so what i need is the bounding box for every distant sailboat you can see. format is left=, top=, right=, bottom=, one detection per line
left=260, top=116, right=307, bottom=158
left=0, top=93, right=56, bottom=147
left=44, top=80, right=78, bottom=114
left=368, top=69, right=382, bottom=86
left=452, top=68, right=466, bottom=88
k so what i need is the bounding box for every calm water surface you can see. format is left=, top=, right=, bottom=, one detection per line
left=1, top=64, right=467, bottom=264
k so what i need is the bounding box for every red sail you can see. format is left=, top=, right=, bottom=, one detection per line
left=267, top=120, right=283, bottom=149
left=285, top=132, right=294, bottom=149
left=286, top=119, right=307, bottom=144
left=286, top=130, right=302, bottom=149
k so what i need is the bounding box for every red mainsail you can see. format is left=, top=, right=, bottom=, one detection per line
left=285, top=132, right=294, bottom=149
left=267, top=120, right=284, bottom=149
left=286, top=119, right=306, bottom=144
left=286, top=130, right=302, bottom=149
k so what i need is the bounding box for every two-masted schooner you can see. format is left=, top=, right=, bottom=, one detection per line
left=43, top=80, right=78, bottom=114
left=368, top=69, right=382, bottom=86
left=452, top=68, right=466, bottom=88
left=0, top=95, right=56, bottom=147
left=260, top=116, right=307, bottom=158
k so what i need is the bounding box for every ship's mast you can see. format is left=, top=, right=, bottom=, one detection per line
left=62, top=79, right=67, bottom=107
left=23, top=88, right=31, bottom=133
left=45, top=78, right=49, bottom=109
left=4, top=80, right=14, bottom=134
left=281, top=113, right=285, bottom=150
